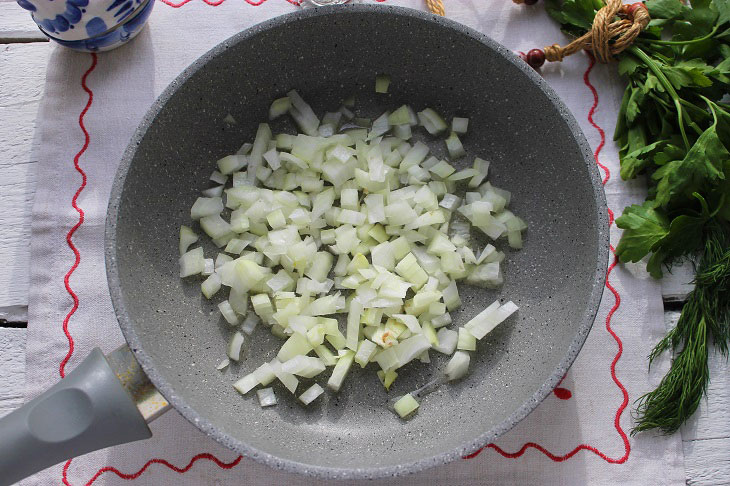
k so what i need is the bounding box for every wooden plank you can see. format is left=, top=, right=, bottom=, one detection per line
left=661, top=260, right=695, bottom=303
left=0, top=43, right=49, bottom=321
left=0, top=2, right=48, bottom=43
left=0, top=327, right=26, bottom=418
left=684, top=437, right=730, bottom=485
left=665, top=308, right=730, bottom=442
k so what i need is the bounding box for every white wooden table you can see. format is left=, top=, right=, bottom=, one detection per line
left=0, top=4, right=728, bottom=484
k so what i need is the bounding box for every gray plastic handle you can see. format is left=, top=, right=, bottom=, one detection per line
left=0, top=348, right=152, bottom=486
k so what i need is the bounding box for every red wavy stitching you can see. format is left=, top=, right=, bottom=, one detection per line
left=465, top=53, right=629, bottom=464
left=59, top=52, right=97, bottom=379
left=158, top=0, right=302, bottom=8
left=57, top=52, right=245, bottom=486
left=57, top=24, right=628, bottom=486
left=62, top=454, right=242, bottom=486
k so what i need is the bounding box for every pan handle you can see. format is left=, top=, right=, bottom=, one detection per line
left=0, top=348, right=152, bottom=486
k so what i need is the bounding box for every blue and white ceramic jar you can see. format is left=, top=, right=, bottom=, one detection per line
left=16, top=0, right=154, bottom=52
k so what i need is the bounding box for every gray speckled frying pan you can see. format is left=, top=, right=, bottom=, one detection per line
left=0, top=5, right=608, bottom=483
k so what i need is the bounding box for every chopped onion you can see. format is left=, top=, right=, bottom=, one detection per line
left=444, top=350, right=470, bottom=381
left=464, top=300, right=519, bottom=339
left=180, top=88, right=529, bottom=418
left=429, top=160, right=456, bottom=179
left=452, top=117, right=469, bottom=134
left=191, top=197, right=224, bottom=220
left=393, top=393, right=419, bottom=418
left=327, top=350, right=354, bottom=392
left=299, top=383, right=325, bottom=405
left=179, top=226, right=199, bottom=255
left=216, top=358, right=230, bottom=371
left=270, top=359, right=299, bottom=394
left=287, top=90, right=320, bottom=136
left=368, top=112, right=391, bottom=141
left=217, top=155, right=248, bottom=175
left=433, top=328, right=458, bottom=354
left=202, top=273, right=222, bottom=299
left=354, top=339, right=378, bottom=367
left=282, top=355, right=326, bottom=378
left=457, top=327, right=476, bottom=351
left=257, top=387, right=278, bottom=407
left=179, top=247, right=204, bottom=277
left=417, top=108, right=448, bottom=135
left=202, top=186, right=225, bottom=198
left=233, top=373, right=258, bottom=395
left=269, top=97, right=291, bottom=120
left=227, top=331, right=245, bottom=361
left=445, top=132, right=466, bottom=159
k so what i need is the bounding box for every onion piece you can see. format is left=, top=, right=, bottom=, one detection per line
left=227, top=331, right=245, bottom=361
left=417, top=108, right=448, bottom=135
left=299, top=383, right=325, bottom=405
left=445, top=132, right=466, bottom=159
left=179, top=226, right=199, bottom=255
left=269, top=97, right=291, bottom=120
left=233, top=373, right=258, bottom=395
left=464, top=300, right=518, bottom=339
left=270, top=359, right=299, bottom=394
left=257, top=387, right=278, bottom=407
left=457, top=327, right=477, bottom=351
left=202, top=186, right=224, bottom=198
left=282, top=355, right=326, bottom=378
left=287, top=90, right=320, bottom=136
left=433, top=328, right=458, bottom=355
left=354, top=339, right=378, bottom=367
left=201, top=273, right=222, bottom=299
left=179, top=247, right=204, bottom=278
left=327, top=350, right=355, bottom=392
left=393, top=393, right=419, bottom=418
left=444, top=350, right=470, bottom=381
left=452, top=117, right=469, bottom=134
left=191, top=197, right=224, bottom=220
left=217, top=155, right=247, bottom=175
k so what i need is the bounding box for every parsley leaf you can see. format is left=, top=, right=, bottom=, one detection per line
left=653, top=114, right=729, bottom=208
left=645, top=0, right=683, bottom=20
left=615, top=202, right=670, bottom=263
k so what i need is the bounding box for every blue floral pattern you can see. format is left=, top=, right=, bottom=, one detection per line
left=16, top=0, right=151, bottom=52
left=55, top=0, right=153, bottom=52
left=26, top=0, right=90, bottom=35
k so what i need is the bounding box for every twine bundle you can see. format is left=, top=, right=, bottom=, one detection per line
left=425, top=0, right=445, bottom=16
left=515, top=0, right=650, bottom=63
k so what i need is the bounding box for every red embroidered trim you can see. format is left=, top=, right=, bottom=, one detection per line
left=63, top=454, right=242, bottom=485
left=158, top=0, right=302, bottom=8
left=59, top=35, right=629, bottom=486
left=465, top=53, right=630, bottom=465
left=59, top=52, right=98, bottom=379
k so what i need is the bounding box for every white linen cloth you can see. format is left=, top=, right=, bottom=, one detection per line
left=22, top=1, right=685, bottom=484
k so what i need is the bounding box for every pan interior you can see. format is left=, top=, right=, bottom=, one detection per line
left=112, top=6, right=605, bottom=475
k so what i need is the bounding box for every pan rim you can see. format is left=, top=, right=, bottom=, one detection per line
left=106, top=4, right=610, bottom=479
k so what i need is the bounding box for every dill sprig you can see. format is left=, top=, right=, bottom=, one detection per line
left=633, top=222, right=730, bottom=434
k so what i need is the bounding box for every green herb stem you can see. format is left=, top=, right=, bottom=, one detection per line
left=634, top=222, right=730, bottom=434
left=639, top=25, right=719, bottom=46
left=628, top=46, right=690, bottom=150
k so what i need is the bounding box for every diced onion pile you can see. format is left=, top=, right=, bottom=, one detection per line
left=179, top=80, right=525, bottom=419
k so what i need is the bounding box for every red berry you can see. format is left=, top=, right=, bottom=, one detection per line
left=518, top=51, right=528, bottom=63
left=526, top=49, right=545, bottom=69
left=627, top=2, right=645, bottom=15
left=524, top=0, right=539, bottom=5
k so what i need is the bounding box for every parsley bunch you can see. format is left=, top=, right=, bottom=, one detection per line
left=546, top=0, right=730, bottom=434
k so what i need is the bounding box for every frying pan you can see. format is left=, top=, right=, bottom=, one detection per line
left=0, top=5, right=609, bottom=483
